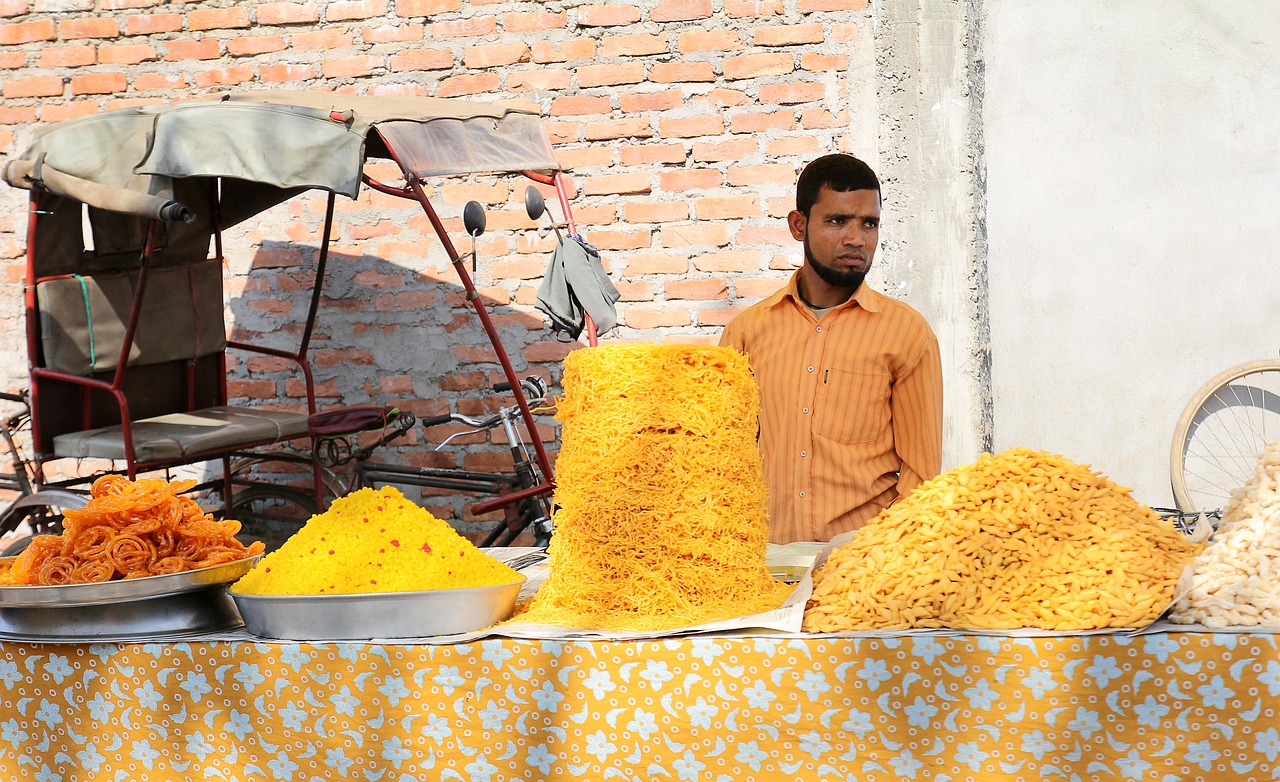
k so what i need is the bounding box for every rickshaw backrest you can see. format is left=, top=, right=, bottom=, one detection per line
left=36, top=261, right=225, bottom=376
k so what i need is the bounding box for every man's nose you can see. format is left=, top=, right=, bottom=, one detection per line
left=842, top=225, right=866, bottom=246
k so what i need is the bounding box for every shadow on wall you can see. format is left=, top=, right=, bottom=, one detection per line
left=223, top=239, right=565, bottom=539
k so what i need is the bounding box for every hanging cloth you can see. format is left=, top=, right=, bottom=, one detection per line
left=535, top=235, right=620, bottom=340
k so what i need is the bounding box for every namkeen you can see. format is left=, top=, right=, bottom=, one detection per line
left=1170, top=441, right=1280, bottom=628
left=232, top=486, right=519, bottom=596
left=803, top=447, right=1201, bottom=632
left=0, top=475, right=263, bottom=586
left=512, top=343, right=792, bottom=631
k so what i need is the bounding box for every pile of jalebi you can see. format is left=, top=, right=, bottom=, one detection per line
left=0, top=475, right=263, bottom=586
left=511, top=343, right=792, bottom=631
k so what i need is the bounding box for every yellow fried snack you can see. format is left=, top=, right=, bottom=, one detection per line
left=803, top=447, right=1202, bottom=632
left=512, top=343, right=792, bottom=631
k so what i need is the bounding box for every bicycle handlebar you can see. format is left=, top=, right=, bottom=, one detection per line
left=0, top=391, right=27, bottom=405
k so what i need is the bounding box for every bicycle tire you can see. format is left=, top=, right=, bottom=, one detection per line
left=1170, top=358, right=1280, bottom=513
left=228, top=485, right=317, bottom=552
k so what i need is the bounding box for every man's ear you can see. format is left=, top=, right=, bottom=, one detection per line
left=787, top=210, right=807, bottom=242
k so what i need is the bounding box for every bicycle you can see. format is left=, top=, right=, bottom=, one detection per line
left=228, top=377, right=556, bottom=549
left=0, top=391, right=88, bottom=556
left=1170, top=357, right=1280, bottom=514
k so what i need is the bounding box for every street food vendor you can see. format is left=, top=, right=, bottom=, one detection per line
left=719, top=153, right=943, bottom=544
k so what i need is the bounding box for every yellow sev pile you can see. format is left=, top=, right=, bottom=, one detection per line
left=512, top=343, right=792, bottom=631
left=231, top=486, right=519, bottom=595
left=803, top=447, right=1202, bottom=632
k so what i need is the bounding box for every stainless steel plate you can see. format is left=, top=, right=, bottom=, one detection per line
left=0, top=587, right=244, bottom=642
left=231, top=577, right=525, bottom=641
left=0, top=555, right=260, bottom=608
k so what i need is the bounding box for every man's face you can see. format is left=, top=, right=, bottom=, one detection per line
left=788, top=186, right=881, bottom=290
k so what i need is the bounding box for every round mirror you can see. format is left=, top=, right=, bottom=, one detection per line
left=463, top=201, right=486, bottom=237
left=524, top=185, right=546, bottom=222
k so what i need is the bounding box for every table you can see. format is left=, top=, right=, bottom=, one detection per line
left=2, top=632, right=1279, bottom=780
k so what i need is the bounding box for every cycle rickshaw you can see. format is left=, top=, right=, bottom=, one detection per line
left=0, top=90, right=613, bottom=548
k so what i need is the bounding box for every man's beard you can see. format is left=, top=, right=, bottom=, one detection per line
left=805, top=235, right=867, bottom=291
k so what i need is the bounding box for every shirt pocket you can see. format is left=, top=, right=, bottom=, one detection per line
left=814, top=368, right=891, bottom=444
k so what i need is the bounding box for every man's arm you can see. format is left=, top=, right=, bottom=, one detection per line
left=891, top=333, right=943, bottom=498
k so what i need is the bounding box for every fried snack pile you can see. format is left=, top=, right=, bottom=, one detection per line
left=512, top=343, right=792, bottom=631
left=0, top=475, right=263, bottom=586
left=231, top=486, right=520, bottom=595
left=803, top=447, right=1202, bottom=632
left=1170, top=441, right=1280, bottom=628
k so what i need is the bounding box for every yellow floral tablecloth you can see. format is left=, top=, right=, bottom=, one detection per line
left=2, top=633, right=1280, bottom=781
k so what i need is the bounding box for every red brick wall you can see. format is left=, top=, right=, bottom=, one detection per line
left=0, top=0, right=870, bottom=534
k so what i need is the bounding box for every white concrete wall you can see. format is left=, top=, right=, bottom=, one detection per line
left=982, top=1, right=1280, bottom=505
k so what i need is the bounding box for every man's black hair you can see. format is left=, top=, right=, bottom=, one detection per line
left=795, top=154, right=880, bottom=216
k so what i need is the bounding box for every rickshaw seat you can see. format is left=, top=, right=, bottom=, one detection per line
left=51, top=405, right=309, bottom=463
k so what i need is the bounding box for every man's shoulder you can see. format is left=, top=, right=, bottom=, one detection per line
left=863, top=287, right=937, bottom=336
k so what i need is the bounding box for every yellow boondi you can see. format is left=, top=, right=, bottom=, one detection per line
left=803, top=447, right=1203, bottom=632
left=231, top=486, right=520, bottom=595
left=512, top=343, right=792, bottom=631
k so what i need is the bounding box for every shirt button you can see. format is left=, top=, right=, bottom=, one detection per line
left=816, top=326, right=823, bottom=333
left=802, top=407, right=809, bottom=414
left=800, top=451, right=807, bottom=457
left=807, top=365, right=814, bottom=372
left=799, top=492, right=806, bottom=498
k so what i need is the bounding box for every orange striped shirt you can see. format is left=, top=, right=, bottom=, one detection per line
left=720, top=271, right=943, bottom=544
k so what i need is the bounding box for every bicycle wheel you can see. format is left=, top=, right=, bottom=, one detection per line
left=1171, top=359, right=1280, bottom=513
left=227, top=485, right=316, bottom=553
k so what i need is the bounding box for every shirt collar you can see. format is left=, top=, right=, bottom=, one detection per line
left=772, top=269, right=884, bottom=314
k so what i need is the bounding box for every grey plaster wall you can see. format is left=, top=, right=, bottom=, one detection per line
left=982, top=1, right=1280, bottom=505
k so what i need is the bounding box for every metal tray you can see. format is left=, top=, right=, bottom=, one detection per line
left=0, top=587, right=244, bottom=642
left=231, top=577, right=525, bottom=641
left=0, top=555, right=260, bottom=608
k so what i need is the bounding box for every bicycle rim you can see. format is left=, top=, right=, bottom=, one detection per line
left=1170, top=359, right=1280, bottom=513
left=229, top=486, right=316, bottom=552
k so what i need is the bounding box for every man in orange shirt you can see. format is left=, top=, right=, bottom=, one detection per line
left=720, top=154, right=943, bottom=544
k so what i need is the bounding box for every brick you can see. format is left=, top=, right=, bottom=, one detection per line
left=708, top=87, right=751, bottom=106
left=550, top=95, right=609, bottom=117
left=583, top=117, right=652, bottom=141
left=430, top=17, right=496, bottom=38
left=767, top=136, right=822, bottom=157
left=531, top=39, right=595, bottom=63
left=70, top=72, right=126, bottom=95
left=613, top=280, right=653, bottom=301
left=504, top=11, right=565, bottom=32
left=36, top=45, right=96, bottom=67
left=724, top=52, right=793, bottom=80
left=193, top=66, right=255, bottom=88
left=164, top=39, right=220, bottom=61
left=584, top=172, right=649, bottom=196
left=438, top=72, right=499, bottom=96
left=326, top=0, right=386, bottom=21
left=802, top=107, right=847, bottom=129
left=738, top=225, right=794, bottom=245
left=601, top=33, right=667, bottom=57
left=439, top=181, right=508, bottom=204
left=694, top=249, right=761, bottom=272
left=577, top=4, right=640, bottom=26
left=761, top=81, right=825, bottom=105
left=314, top=348, right=375, bottom=367
left=227, top=36, right=286, bottom=57
left=463, top=42, right=529, bottom=69
left=123, top=13, right=181, bottom=35
left=658, top=115, right=723, bottom=139
left=590, top=229, right=650, bottom=251
left=801, top=52, right=847, bottom=72
left=0, top=0, right=25, bottom=13
left=659, top=169, right=722, bottom=191
left=832, top=23, right=860, bottom=43
left=260, top=63, right=317, bottom=82
left=363, top=23, right=425, bottom=43
left=691, top=138, right=755, bottom=163
left=653, top=0, right=711, bottom=21
left=41, top=0, right=90, bottom=8
left=622, top=201, right=688, bottom=223
left=648, top=62, right=715, bottom=84
left=257, top=2, right=319, bottom=25
left=766, top=197, right=793, bottom=219
left=523, top=341, right=575, bottom=363
left=323, top=55, right=383, bottom=78
left=57, top=17, right=117, bottom=39
left=293, top=29, right=354, bottom=49
left=577, top=61, right=644, bottom=88
left=0, top=51, right=25, bottom=68
left=727, top=163, right=796, bottom=186
left=374, top=289, right=436, bottom=310
left=677, top=29, right=744, bottom=53
left=3, top=75, right=62, bottom=98
left=619, top=143, right=685, bottom=166
left=0, top=105, right=36, bottom=124
left=2, top=22, right=52, bottom=48
left=726, top=0, right=784, bottom=16
left=389, top=48, right=454, bottom=71
left=490, top=257, right=546, bottom=279
left=39, top=101, right=98, bottom=122
left=188, top=7, right=250, bottom=31
left=228, top=379, right=278, bottom=399
left=619, top=89, right=682, bottom=113
left=799, top=0, right=868, bottom=10
left=666, top=278, right=727, bottom=300
left=509, top=69, right=572, bottom=92
left=133, top=71, right=188, bottom=91
left=695, top=194, right=759, bottom=220
left=731, top=110, right=795, bottom=133
left=696, top=305, right=746, bottom=327
left=736, top=276, right=788, bottom=298
left=397, top=0, right=462, bottom=15
left=625, top=252, right=687, bottom=275
left=755, top=23, right=824, bottom=46
left=659, top=223, right=728, bottom=247
left=624, top=305, right=690, bottom=328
